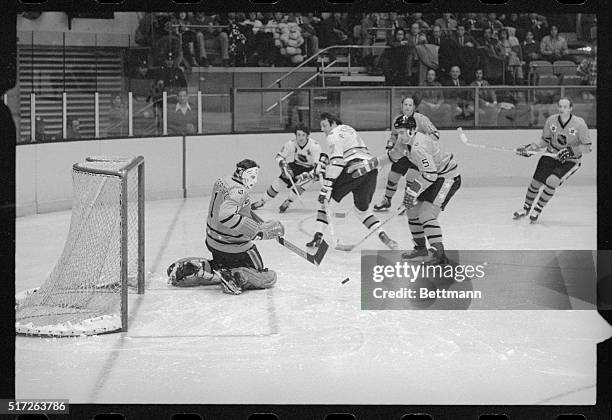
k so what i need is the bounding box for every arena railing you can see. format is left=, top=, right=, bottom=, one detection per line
left=13, top=85, right=596, bottom=143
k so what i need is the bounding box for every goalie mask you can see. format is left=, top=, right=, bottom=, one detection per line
left=234, top=159, right=260, bottom=190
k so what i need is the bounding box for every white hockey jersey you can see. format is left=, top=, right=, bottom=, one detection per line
left=325, top=124, right=373, bottom=179
left=276, top=137, right=322, bottom=168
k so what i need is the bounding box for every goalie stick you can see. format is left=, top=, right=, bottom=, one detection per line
left=335, top=205, right=406, bottom=252
left=457, top=128, right=557, bottom=158
left=251, top=211, right=328, bottom=266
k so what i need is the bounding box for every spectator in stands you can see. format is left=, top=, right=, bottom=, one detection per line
left=540, top=25, right=570, bottom=63
left=384, top=28, right=410, bottom=85
left=66, top=117, right=82, bottom=139
left=434, top=13, right=457, bottom=34
left=294, top=13, right=319, bottom=57
left=528, top=13, right=548, bottom=42
left=387, top=12, right=408, bottom=41
left=33, top=116, right=50, bottom=142
left=452, top=24, right=478, bottom=48
left=460, top=13, right=479, bottom=33
left=175, top=12, right=200, bottom=68
left=443, top=65, right=465, bottom=87
left=480, top=13, right=504, bottom=35
left=429, top=25, right=443, bottom=46
left=499, top=28, right=524, bottom=83
left=501, top=13, right=521, bottom=35
left=194, top=13, right=230, bottom=67
left=162, top=55, right=188, bottom=95
left=147, top=79, right=165, bottom=133
left=521, top=30, right=540, bottom=67
left=576, top=58, right=592, bottom=82
left=442, top=65, right=469, bottom=119
left=419, top=69, right=445, bottom=113
left=225, top=13, right=247, bottom=66
left=168, top=89, right=197, bottom=135
left=479, top=28, right=504, bottom=60
left=333, top=13, right=351, bottom=43
left=107, top=94, right=127, bottom=137
left=466, top=68, right=497, bottom=118
left=241, top=12, right=263, bottom=65
left=411, top=13, right=430, bottom=31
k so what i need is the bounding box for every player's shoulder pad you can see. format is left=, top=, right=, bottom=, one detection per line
left=227, top=179, right=247, bottom=198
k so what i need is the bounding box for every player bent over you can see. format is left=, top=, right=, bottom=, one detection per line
left=374, top=96, right=440, bottom=212
left=349, top=115, right=461, bottom=264
left=514, top=97, right=592, bottom=223
left=167, top=159, right=284, bottom=295
left=306, top=112, right=398, bottom=250
left=251, top=124, right=322, bottom=213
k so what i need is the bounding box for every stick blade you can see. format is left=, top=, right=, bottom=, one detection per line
left=309, top=239, right=329, bottom=265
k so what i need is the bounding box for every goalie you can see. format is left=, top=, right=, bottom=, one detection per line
left=167, top=159, right=284, bottom=295
left=251, top=124, right=323, bottom=213
left=513, top=97, right=592, bottom=223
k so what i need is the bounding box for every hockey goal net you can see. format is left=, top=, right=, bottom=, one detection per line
left=16, top=156, right=145, bottom=336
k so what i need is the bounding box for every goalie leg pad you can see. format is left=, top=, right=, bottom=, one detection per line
left=231, top=267, right=277, bottom=290
left=167, top=257, right=220, bottom=287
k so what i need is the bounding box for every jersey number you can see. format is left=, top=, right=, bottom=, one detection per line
left=421, top=158, right=430, bottom=168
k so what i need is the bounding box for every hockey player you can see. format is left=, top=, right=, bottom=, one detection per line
left=251, top=124, right=322, bottom=213
left=514, top=97, right=592, bottom=223
left=306, top=112, right=398, bottom=250
left=167, top=159, right=285, bottom=295
left=348, top=115, right=461, bottom=264
left=374, top=96, right=440, bottom=212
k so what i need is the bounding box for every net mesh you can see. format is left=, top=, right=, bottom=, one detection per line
left=16, top=158, right=143, bottom=336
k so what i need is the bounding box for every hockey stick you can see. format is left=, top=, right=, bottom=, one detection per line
left=335, top=205, right=406, bottom=252
left=457, top=128, right=557, bottom=157
left=251, top=211, right=329, bottom=266
left=282, top=165, right=305, bottom=207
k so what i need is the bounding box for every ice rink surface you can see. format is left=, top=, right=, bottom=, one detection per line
left=15, top=185, right=612, bottom=405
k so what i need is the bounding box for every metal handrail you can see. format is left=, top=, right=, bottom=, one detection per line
left=266, top=44, right=389, bottom=89
left=265, top=59, right=338, bottom=112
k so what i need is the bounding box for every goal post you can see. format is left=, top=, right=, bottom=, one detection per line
left=16, top=156, right=145, bottom=336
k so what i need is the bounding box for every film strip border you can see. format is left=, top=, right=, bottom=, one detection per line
left=2, top=0, right=610, bottom=419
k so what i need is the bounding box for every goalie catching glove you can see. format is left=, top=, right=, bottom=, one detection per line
left=347, top=157, right=379, bottom=178
left=556, top=146, right=576, bottom=163
left=255, top=220, right=285, bottom=240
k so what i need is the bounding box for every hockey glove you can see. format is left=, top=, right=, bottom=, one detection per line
left=516, top=144, right=534, bottom=157
left=403, top=182, right=420, bottom=209
left=318, top=179, right=333, bottom=204
left=315, top=153, right=329, bottom=177
left=556, top=146, right=576, bottom=163
left=257, top=220, right=285, bottom=240
left=295, top=170, right=315, bottom=183
left=348, top=157, right=379, bottom=178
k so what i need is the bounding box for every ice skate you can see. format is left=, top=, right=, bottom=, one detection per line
left=401, top=246, right=429, bottom=260
left=427, top=244, right=449, bottom=265
left=529, top=210, right=540, bottom=224
left=306, top=232, right=323, bottom=248
left=279, top=198, right=292, bottom=213
left=513, top=206, right=530, bottom=220
left=378, top=231, right=398, bottom=250
left=373, top=196, right=391, bottom=212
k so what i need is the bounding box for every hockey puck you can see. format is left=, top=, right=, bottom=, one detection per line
left=341, top=277, right=350, bottom=284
